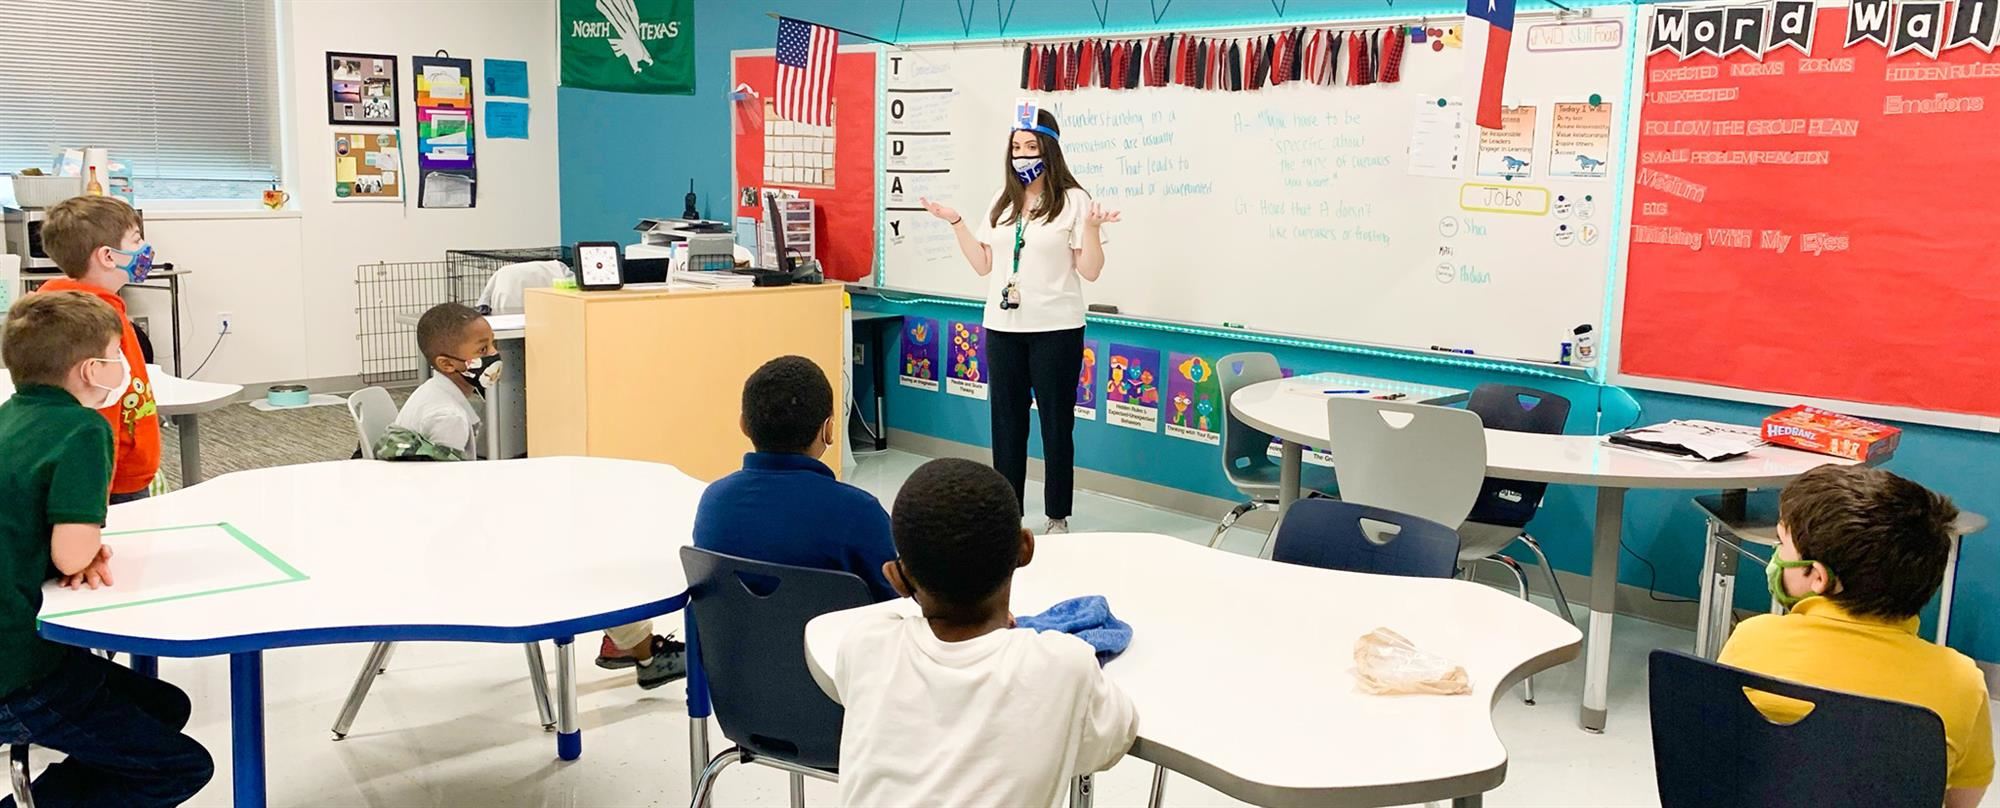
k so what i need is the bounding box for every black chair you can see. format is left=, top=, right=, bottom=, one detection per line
left=681, top=547, right=874, bottom=808
left=1271, top=499, right=1462, bottom=579
left=1648, top=650, right=1947, bottom=808
left=8, top=743, right=34, bottom=808
left=1460, top=384, right=1576, bottom=630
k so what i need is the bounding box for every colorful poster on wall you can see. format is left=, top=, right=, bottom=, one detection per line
left=1105, top=344, right=1161, bottom=432
left=561, top=0, right=696, bottom=95
left=946, top=321, right=987, bottom=399
left=332, top=131, right=402, bottom=202
left=1476, top=105, right=1538, bottom=179
left=898, top=317, right=939, bottom=392
left=1075, top=340, right=1100, bottom=421
left=1164, top=353, right=1221, bottom=444
left=1549, top=101, right=1613, bottom=180
left=413, top=55, right=477, bottom=209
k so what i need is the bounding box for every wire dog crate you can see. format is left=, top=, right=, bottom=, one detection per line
left=355, top=247, right=570, bottom=385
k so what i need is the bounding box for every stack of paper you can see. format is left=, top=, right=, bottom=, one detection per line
left=1606, top=420, right=1765, bottom=462
left=670, top=270, right=754, bottom=289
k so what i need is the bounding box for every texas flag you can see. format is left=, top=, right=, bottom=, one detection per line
left=1464, top=0, right=1516, bottom=129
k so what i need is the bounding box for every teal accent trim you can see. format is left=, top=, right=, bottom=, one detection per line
left=874, top=46, right=888, bottom=286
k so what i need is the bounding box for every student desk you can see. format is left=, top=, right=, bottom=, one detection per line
left=36, top=457, right=703, bottom=808
left=0, top=363, right=240, bottom=485
left=802, top=533, right=1581, bottom=807
left=1229, top=377, right=1844, bottom=732
left=525, top=284, right=846, bottom=481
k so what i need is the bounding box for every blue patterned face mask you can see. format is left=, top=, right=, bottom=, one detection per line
left=109, top=243, right=154, bottom=283
left=1012, top=157, right=1046, bottom=185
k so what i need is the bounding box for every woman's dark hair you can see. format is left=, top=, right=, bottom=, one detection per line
left=989, top=109, right=1086, bottom=228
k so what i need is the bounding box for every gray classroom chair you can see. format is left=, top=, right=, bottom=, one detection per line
left=8, top=744, right=32, bottom=808
left=1209, top=352, right=1337, bottom=549
left=332, top=388, right=557, bottom=739
left=1325, top=396, right=1545, bottom=704
left=346, top=386, right=397, bottom=460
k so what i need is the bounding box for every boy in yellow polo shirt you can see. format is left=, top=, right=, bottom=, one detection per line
left=1720, top=465, right=1989, bottom=808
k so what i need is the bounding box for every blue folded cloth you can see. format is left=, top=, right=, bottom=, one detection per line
left=1017, top=595, right=1132, bottom=664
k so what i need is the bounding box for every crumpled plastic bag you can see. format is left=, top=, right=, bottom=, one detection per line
left=1352, top=628, right=1471, bottom=696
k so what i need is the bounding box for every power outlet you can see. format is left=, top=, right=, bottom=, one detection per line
left=216, top=312, right=233, bottom=335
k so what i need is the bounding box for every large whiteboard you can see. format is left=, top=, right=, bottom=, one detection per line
left=878, top=14, right=1631, bottom=362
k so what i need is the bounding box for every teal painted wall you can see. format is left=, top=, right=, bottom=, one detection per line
left=559, top=0, right=2000, bottom=661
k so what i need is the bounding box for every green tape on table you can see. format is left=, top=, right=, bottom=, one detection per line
left=40, top=522, right=309, bottom=620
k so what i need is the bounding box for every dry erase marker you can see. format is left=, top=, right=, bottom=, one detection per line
left=1323, top=389, right=1370, bottom=395
left=1430, top=345, right=1476, bottom=355
left=1373, top=392, right=1408, bottom=401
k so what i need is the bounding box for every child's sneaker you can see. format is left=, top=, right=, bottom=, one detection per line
left=636, top=638, right=689, bottom=690
left=595, top=634, right=648, bottom=670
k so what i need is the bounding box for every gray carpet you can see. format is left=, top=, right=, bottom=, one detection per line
left=157, top=388, right=411, bottom=492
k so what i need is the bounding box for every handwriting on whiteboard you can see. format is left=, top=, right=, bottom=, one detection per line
left=1457, top=184, right=1552, bottom=215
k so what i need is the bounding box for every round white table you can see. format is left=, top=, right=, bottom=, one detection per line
left=38, top=456, right=704, bottom=808
left=1229, top=378, right=1845, bottom=732
left=805, top=533, right=1582, bottom=808
left=0, top=364, right=241, bottom=485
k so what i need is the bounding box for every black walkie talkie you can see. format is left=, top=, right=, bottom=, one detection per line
left=682, top=179, right=699, bottom=220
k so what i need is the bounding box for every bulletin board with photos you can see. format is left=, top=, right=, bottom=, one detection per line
left=327, top=52, right=400, bottom=126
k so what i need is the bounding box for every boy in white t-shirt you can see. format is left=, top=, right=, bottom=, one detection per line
left=383, top=303, right=496, bottom=461
left=835, top=458, right=1138, bottom=808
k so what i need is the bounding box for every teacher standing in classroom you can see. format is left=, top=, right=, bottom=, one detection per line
left=921, top=104, right=1118, bottom=534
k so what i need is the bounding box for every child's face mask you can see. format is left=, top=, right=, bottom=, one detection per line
left=1765, top=555, right=1821, bottom=609
left=85, top=355, right=132, bottom=409
left=444, top=351, right=502, bottom=393
left=109, top=243, right=155, bottom=283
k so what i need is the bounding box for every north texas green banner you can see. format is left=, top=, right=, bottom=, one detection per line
left=561, top=0, right=695, bottom=94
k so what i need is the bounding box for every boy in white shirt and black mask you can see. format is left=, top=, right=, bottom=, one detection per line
left=834, top=458, right=1138, bottom=808
left=380, top=303, right=499, bottom=461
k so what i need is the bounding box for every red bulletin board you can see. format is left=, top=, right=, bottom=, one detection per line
left=731, top=50, right=877, bottom=283
left=1622, top=5, right=2000, bottom=418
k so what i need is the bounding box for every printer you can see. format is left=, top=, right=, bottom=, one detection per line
left=626, top=217, right=748, bottom=271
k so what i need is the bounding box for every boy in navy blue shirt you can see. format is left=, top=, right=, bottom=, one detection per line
left=597, top=356, right=897, bottom=671
left=695, top=355, right=898, bottom=600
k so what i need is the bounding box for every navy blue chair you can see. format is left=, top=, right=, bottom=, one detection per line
left=8, top=743, right=32, bottom=808
left=681, top=547, right=874, bottom=808
left=1271, top=499, right=1462, bottom=579
left=1648, top=650, right=1946, bottom=808
left=1460, top=384, right=1576, bottom=626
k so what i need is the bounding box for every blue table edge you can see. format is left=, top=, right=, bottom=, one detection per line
left=38, top=593, right=689, bottom=657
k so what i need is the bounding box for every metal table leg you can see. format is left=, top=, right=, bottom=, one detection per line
left=175, top=413, right=204, bottom=486
left=132, top=654, right=159, bottom=678
left=169, top=274, right=184, bottom=377
left=1580, top=487, right=1627, bottom=733
left=230, top=651, right=267, bottom=808
left=555, top=636, right=580, bottom=761
left=1938, top=533, right=1961, bottom=646
left=1694, top=521, right=1719, bottom=658
left=524, top=642, right=556, bottom=731
left=1452, top=794, right=1485, bottom=808
left=1069, top=774, right=1093, bottom=808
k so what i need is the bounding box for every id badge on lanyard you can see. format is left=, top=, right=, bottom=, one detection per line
left=1000, top=218, right=1026, bottom=310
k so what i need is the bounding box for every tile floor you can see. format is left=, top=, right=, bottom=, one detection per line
left=29, top=449, right=2000, bottom=807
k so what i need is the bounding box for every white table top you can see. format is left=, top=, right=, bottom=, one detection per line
left=805, top=533, right=1581, bottom=807
left=1231, top=379, right=1848, bottom=489
left=0, top=364, right=240, bottom=416
left=39, top=457, right=704, bottom=655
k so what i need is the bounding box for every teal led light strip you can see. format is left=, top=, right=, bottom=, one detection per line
left=866, top=290, right=1597, bottom=386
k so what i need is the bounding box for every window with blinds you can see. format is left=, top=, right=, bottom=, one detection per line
left=0, top=0, right=281, bottom=203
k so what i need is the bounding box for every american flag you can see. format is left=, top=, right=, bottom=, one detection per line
left=775, top=17, right=837, bottom=126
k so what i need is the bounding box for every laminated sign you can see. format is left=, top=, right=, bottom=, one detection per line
left=562, top=0, right=695, bottom=94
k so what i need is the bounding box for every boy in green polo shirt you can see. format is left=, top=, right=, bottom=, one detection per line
left=0, top=291, right=212, bottom=807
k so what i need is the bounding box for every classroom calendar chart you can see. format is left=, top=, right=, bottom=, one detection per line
left=1622, top=2, right=2000, bottom=418
left=876, top=16, right=1630, bottom=362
